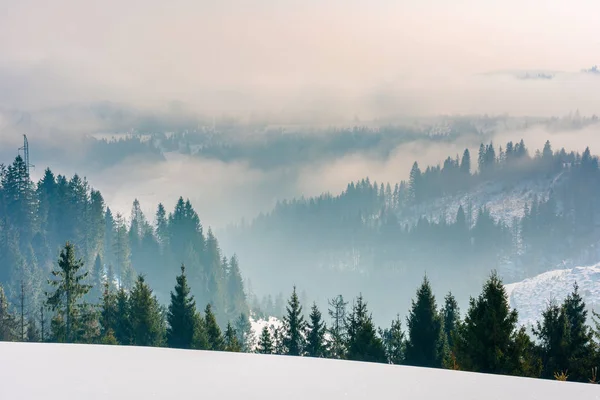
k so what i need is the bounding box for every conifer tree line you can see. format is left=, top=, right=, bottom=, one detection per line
left=0, top=155, right=248, bottom=328
left=249, top=274, right=600, bottom=384
left=4, top=247, right=597, bottom=384
left=0, top=241, right=251, bottom=352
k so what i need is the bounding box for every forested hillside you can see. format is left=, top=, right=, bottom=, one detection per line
left=0, top=155, right=247, bottom=326
left=224, top=139, right=600, bottom=323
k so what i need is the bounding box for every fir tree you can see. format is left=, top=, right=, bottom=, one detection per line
left=167, top=265, right=197, bottom=349
left=441, top=292, right=460, bottom=350
left=328, top=295, right=348, bottom=359
left=345, top=295, right=386, bottom=363
left=234, top=313, right=254, bottom=353
left=45, top=242, right=92, bottom=343
left=129, top=275, right=165, bottom=347
left=257, top=325, right=273, bottom=354
left=405, top=276, right=443, bottom=368
left=114, top=287, right=132, bottom=345
left=282, top=286, right=306, bottom=356
left=533, top=300, right=570, bottom=379
left=454, top=271, right=521, bottom=375
left=380, top=315, right=405, bottom=365
left=99, top=281, right=118, bottom=342
left=562, top=283, right=593, bottom=381
left=205, top=303, right=225, bottom=351
left=224, top=323, right=241, bottom=352
left=305, top=303, right=328, bottom=358
left=192, top=310, right=209, bottom=350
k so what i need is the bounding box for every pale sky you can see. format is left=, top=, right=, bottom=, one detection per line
left=1, top=0, right=599, bottom=117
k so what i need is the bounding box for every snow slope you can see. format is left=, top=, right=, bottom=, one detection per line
left=505, top=264, right=600, bottom=327
left=400, top=175, right=560, bottom=229
left=0, top=343, right=597, bottom=399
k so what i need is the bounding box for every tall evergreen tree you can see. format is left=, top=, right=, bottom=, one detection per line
left=328, top=294, right=348, bottom=359
left=405, top=276, right=443, bottom=368
left=562, top=283, right=594, bottom=381
left=45, top=242, right=92, bottom=343
left=305, top=303, right=328, bottom=358
left=454, top=271, right=521, bottom=375
left=345, top=294, right=386, bottom=363
left=380, top=315, right=405, bottom=365
left=114, top=287, right=132, bottom=345
left=129, top=275, right=165, bottom=347
left=204, top=303, right=225, bottom=351
left=224, top=323, right=241, bottom=352
left=234, top=313, right=254, bottom=353
left=167, top=265, right=197, bottom=349
left=191, top=310, right=209, bottom=350
left=533, top=300, right=570, bottom=379
left=282, top=286, right=306, bottom=356
left=441, top=292, right=460, bottom=350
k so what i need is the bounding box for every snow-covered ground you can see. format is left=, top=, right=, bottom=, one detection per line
left=0, top=342, right=596, bottom=399
left=505, top=264, right=600, bottom=327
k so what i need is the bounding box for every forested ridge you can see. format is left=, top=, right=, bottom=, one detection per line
left=227, top=139, right=600, bottom=323
left=0, top=155, right=247, bottom=327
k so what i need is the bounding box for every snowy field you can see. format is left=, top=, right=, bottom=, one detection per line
left=1, top=342, right=598, bottom=399
left=506, top=264, right=600, bottom=327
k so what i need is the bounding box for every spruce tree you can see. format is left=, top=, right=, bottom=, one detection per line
left=405, top=276, right=443, bottom=368
left=99, top=281, right=118, bottom=343
left=562, top=283, right=593, bottom=381
left=205, top=303, right=225, bottom=351
left=234, top=313, right=254, bottom=352
left=46, top=242, right=92, bottom=343
left=167, top=265, right=197, bottom=349
left=257, top=325, right=273, bottom=354
left=192, top=310, right=209, bottom=350
left=328, top=295, right=348, bottom=359
left=345, top=295, right=386, bottom=363
left=454, top=271, right=520, bottom=375
left=114, top=287, right=132, bottom=345
left=533, top=300, right=569, bottom=379
left=282, top=286, right=306, bottom=356
left=129, top=275, right=164, bottom=347
left=441, top=292, right=460, bottom=351
left=305, top=303, right=328, bottom=358
left=380, top=315, right=405, bottom=365
left=224, top=323, right=241, bottom=352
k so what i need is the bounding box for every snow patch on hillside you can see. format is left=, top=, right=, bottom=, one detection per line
left=400, top=175, right=562, bottom=228
left=505, top=264, right=600, bottom=327
left=1, top=342, right=597, bottom=399
left=249, top=315, right=282, bottom=349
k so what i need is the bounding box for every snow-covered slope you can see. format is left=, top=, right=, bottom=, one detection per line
left=505, top=264, right=600, bottom=327
left=400, top=175, right=561, bottom=228
left=0, top=342, right=597, bottom=399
